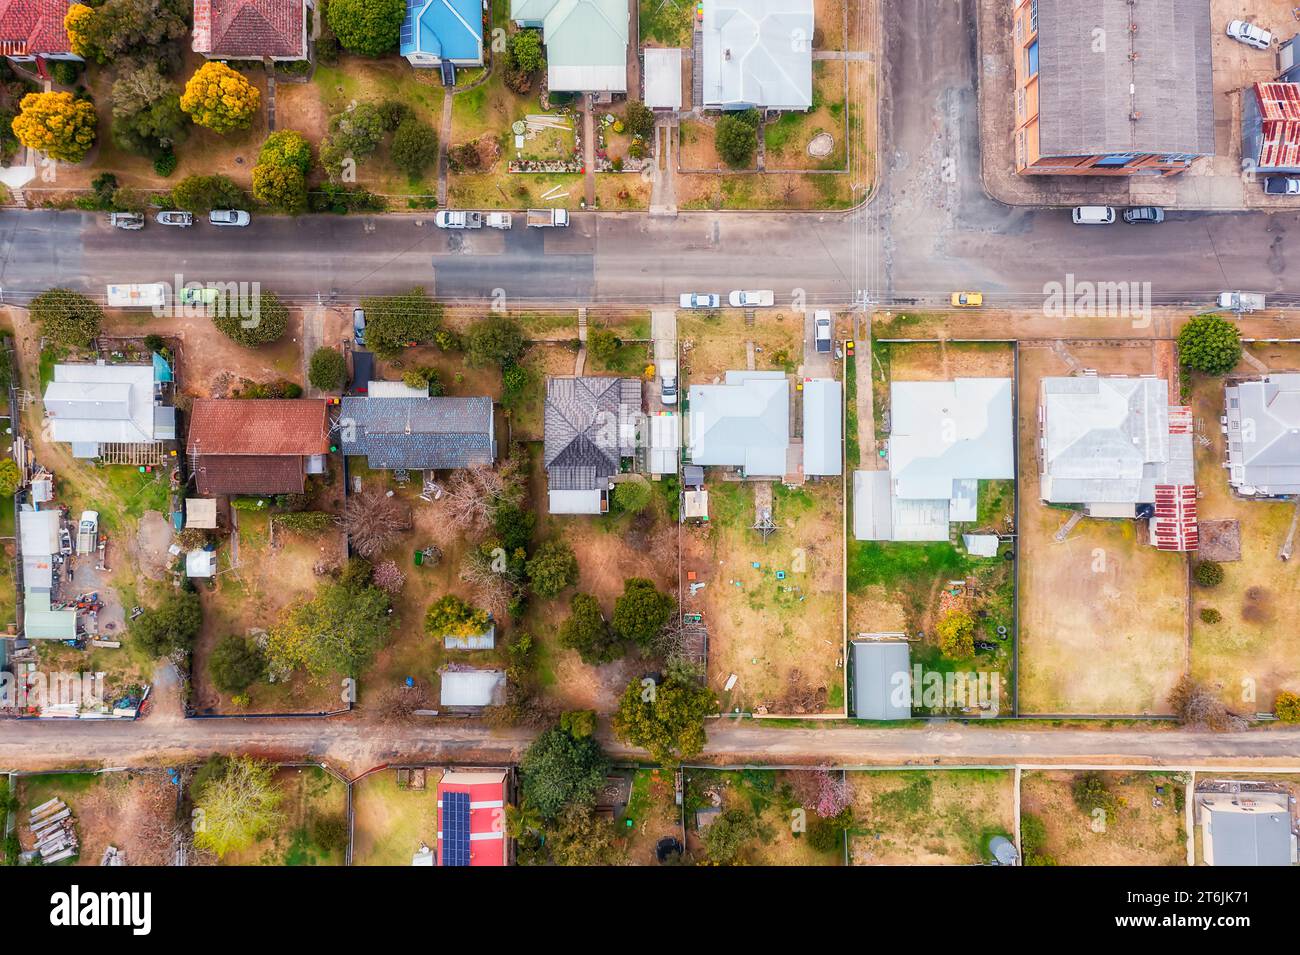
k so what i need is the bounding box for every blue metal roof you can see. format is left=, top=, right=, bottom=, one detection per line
left=400, top=0, right=483, bottom=60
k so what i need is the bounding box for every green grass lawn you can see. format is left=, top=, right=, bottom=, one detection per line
left=640, top=0, right=696, bottom=45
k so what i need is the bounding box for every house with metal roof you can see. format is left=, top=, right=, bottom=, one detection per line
left=1198, top=791, right=1297, bottom=866
left=43, top=362, right=174, bottom=460
left=851, top=639, right=910, bottom=720
left=510, top=0, right=628, bottom=93
left=802, top=378, right=841, bottom=477
left=1224, top=374, right=1300, bottom=497
left=543, top=376, right=642, bottom=514
left=400, top=0, right=484, bottom=71
left=187, top=398, right=331, bottom=496
left=192, top=0, right=310, bottom=62
left=339, top=394, right=494, bottom=471
left=687, top=371, right=789, bottom=477
left=437, top=770, right=509, bottom=866
left=702, top=0, right=813, bottom=111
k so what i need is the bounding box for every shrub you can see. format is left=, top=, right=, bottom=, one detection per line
left=326, top=0, right=405, bottom=57
left=714, top=114, right=757, bottom=168
left=29, top=288, right=101, bottom=348
left=170, top=173, right=245, bottom=213
left=273, top=511, right=333, bottom=532
left=624, top=100, right=655, bottom=139
left=308, top=347, right=347, bottom=391
left=1071, top=771, right=1116, bottom=817
left=525, top=539, right=578, bottom=598
left=180, top=62, right=260, bottom=132
left=1194, top=560, right=1224, bottom=587
left=588, top=327, right=620, bottom=363
left=466, top=316, right=526, bottom=367
left=390, top=115, right=438, bottom=178
left=1199, top=607, right=1222, bottom=624
left=209, top=635, right=266, bottom=694
left=0, top=459, right=20, bottom=497
left=50, top=60, right=82, bottom=87
left=448, top=141, right=482, bottom=172
left=131, top=590, right=202, bottom=657
left=1177, top=315, right=1242, bottom=376
left=213, top=289, right=289, bottom=347
left=1020, top=812, right=1056, bottom=866
left=935, top=609, right=975, bottom=658
left=612, top=479, right=651, bottom=515
left=1274, top=690, right=1300, bottom=723
left=153, top=149, right=177, bottom=177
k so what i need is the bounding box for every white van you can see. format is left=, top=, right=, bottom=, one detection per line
left=1072, top=205, right=1116, bottom=225
left=1217, top=291, right=1267, bottom=313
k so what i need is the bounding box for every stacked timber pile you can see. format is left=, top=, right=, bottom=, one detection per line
left=29, top=797, right=79, bottom=864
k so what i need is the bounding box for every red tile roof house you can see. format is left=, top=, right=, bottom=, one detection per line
left=436, top=770, right=509, bottom=866
left=186, top=398, right=331, bottom=496
left=0, top=0, right=80, bottom=64
left=192, top=0, right=311, bottom=62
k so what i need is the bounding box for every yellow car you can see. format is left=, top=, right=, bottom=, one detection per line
left=951, top=291, right=984, bottom=308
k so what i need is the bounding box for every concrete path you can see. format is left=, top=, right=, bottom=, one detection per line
left=582, top=99, right=597, bottom=207
left=575, top=307, right=588, bottom=375
left=648, top=121, right=678, bottom=216
left=813, top=50, right=875, bottom=61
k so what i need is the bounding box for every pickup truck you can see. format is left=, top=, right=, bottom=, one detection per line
left=436, top=210, right=483, bottom=229
left=1218, top=291, right=1267, bottom=313
left=527, top=208, right=569, bottom=228
left=108, top=212, right=144, bottom=230
left=106, top=283, right=167, bottom=308
left=486, top=212, right=512, bottom=229
left=76, top=511, right=98, bottom=556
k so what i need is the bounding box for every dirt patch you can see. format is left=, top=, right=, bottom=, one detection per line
left=885, top=340, right=1015, bottom=381
left=134, top=510, right=173, bottom=580
left=1197, top=520, right=1241, bottom=562
left=19, top=772, right=178, bottom=866
left=619, top=768, right=685, bottom=866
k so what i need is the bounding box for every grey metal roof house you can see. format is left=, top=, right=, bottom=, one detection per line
left=510, top=0, right=628, bottom=93
left=1033, top=0, right=1215, bottom=161
left=851, top=640, right=910, bottom=720
left=43, top=362, right=171, bottom=458
left=544, top=376, right=642, bottom=514
left=688, top=371, right=789, bottom=477
left=1224, top=374, right=1300, bottom=496
left=339, top=395, right=494, bottom=471
left=702, top=0, right=813, bottom=110
left=1039, top=376, right=1192, bottom=510
left=852, top=469, right=892, bottom=541
left=1200, top=793, right=1297, bottom=866
left=802, top=378, right=842, bottom=477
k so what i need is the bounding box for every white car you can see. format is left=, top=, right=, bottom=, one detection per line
left=728, top=290, right=775, bottom=308
left=1226, top=20, right=1272, bottom=50
left=679, top=293, right=720, bottom=309
left=209, top=209, right=250, bottom=227
left=814, top=311, right=833, bottom=353
left=1072, top=205, right=1116, bottom=225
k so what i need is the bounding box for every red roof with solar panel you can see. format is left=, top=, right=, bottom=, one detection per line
left=436, top=770, right=508, bottom=866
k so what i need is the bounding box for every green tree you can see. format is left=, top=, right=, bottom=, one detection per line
left=492, top=498, right=535, bottom=554
left=466, top=316, right=527, bottom=367
left=613, top=667, right=713, bottom=763
left=308, top=347, right=347, bottom=391
left=0, top=459, right=20, bottom=497
left=611, top=577, right=672, bottom=648
left=612, top=479, right=652, bottom=515
left=265, top=579, right=393, bottom=675
left=131, top=590, right=202, bottom=657
left=213, top=289, right=289, bottom=347
left=425, top=594, right=490, bottom=639
left=110, top=62, right=186, bottom=156
left=192, top=756, right=284, bottom=859
left=390, top=116, right=438, bottom=178
left=258, top=129, right=313, bottom=174
left=326, top=0, right=405, bottom=57
left=518, top=724, right=609, bottom=820
left=1194, top=560, right=1224, bottom=587
left=12, top=91, right=96, bottom=162
left=170, top=173, right=245, bottom=213
left=208, top=635, right=266, bottom=695
left=320, top=102, right=386, bottom=178
left=360, top=287, right=444, bottom=358
left=525, top=539, right=578, bottom=598
left=30, top=288, right=102, bottom=349
left=1071, top=771, right=1117, bottom=817
left=68, top=0, right=190, bottom=64
left=704, top=808, right=759, bottom=864
left=507, top=29, right=545, bottom=73
left=558, top=592, right=620, bottom=664
left=624, top=101, right=655, bottom=139
left=558, top=709, right=596, bottom=738
left=252, top=130, right=312, bottom=212
left=547, top=803, right=627, bottom=865
left=935, top=609, right=975, bottom=658
left=715, top=114, right=757, bottom=168
left=1178, top=315, right=1241, bottom=376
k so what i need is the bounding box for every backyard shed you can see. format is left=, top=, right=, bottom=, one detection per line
left=439, top=668, right=506, bottom=707
left=851, top=639, right=910, bottom=720
left=643, top=46, right=682, bottom=109
left=185, top=498, right=218, bottom=530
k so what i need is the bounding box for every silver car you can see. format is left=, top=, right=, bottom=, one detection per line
left=209, top=209, right=251, bottom=227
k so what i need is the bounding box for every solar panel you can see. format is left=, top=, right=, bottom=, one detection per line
left=442, top=791, right=471, bottom=866
left=400, top=0, right=420, bottom=47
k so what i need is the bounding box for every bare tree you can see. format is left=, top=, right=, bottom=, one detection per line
left=442, top=464, right=506, bottom=533
left=459, top=551, right=513, bottom=618
left=371, top=560, right=407, bottom=594
left=340, top=486, right=413, bottom=559
left=374, top=681, right=433, bottom=724
left=1168, top=675, right=1246, bottom=732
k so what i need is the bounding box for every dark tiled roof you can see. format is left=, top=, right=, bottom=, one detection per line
left=339, top=395, right=494, bottom=470
left=187, top=398, right=330, bottom=456
left=193, top=0, right=306, bottom=59
left=0, top=0, right=71, bottom=55
left=194, top=454, right=306, bottom=496
left=543, top=377, right=640, bottom=491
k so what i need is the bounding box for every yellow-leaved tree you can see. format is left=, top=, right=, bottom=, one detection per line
left=62, top=3, right=98, bottom=60
left=11, top=91, right=97, bottom=162
left=192, top=756, right=283, bottom=859
left=180, top=62, right=260, bottom=133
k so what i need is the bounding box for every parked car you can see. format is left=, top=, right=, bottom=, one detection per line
left=1226, top=19, right=1272, bottom=50
left=1218, top=291, right=1267, bottom=313
left=180, top=287, right=219, bottom=306
left=108, top=212, right=144, bottom=230
left=436, top=210, right=482, bottom=229
left=728, top=290, right=775, bottom=307
left=1123, top=206, right=1165, bottom=224
left=679, top=292, right=720, bottom=308
left=1264, top=176, right=1300, bottom=196
left=1071, top=205, right=1116, bottom=225
left=814, top=310, right=833, bottom=353
left=659, top=358, right=678, bottom=405
left=950, top=291, right=983, bottom=307
left=155, top=211, right=193, bottom=227
left=76, top=511, right=98, bottom=556
left=353, top=308, right=366, bottom=346
left=209, top=209, right=250, bottom=227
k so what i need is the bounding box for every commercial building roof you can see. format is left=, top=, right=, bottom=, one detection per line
left=1225, top=374, right=1300, bottom=495
left=644, top=46, right=682, bottom=109
left=192, top=0, right=306, bottom=59
left=688, top=371, right=789, bottom=476
left=400, top=0, right=484, bottom=63
left=702, top=0, right=813, bottom=110
left=802, top=378, right=842, bottom=476
left=43, top=363, right=160, bottom=452
left=439, top=668, right=506, bottom=707
left=1034, top=0, right=1214, bottom=158
left=851, top=640, right=910, bottom=720
left=1039, top=376, right=1192, bottom=505
left=512, top=0, right=628, bottom=92
left=339, top=395, right=494, bottom=470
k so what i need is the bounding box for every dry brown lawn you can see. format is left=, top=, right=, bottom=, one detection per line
left=19, top=771, right=177, bottom=866
left=679, top=309, right=803, bottom=382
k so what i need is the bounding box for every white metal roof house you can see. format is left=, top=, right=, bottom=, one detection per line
left=544, top=376, right=642, bottom=514
left=439, top=668, right=507, bottom=708
left=1223, top=374, right=1300, bottom=496
left=688, top=371, right=789, bottom=477
left=702, top=0, right=814, bottom=110
left=855, top=378, right=1012, bottom=542
left=510, top=0, right=628, bottom=93
left=802, top=378, right=842, bottom=476
left=42, top=362, right=171, bottom=459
